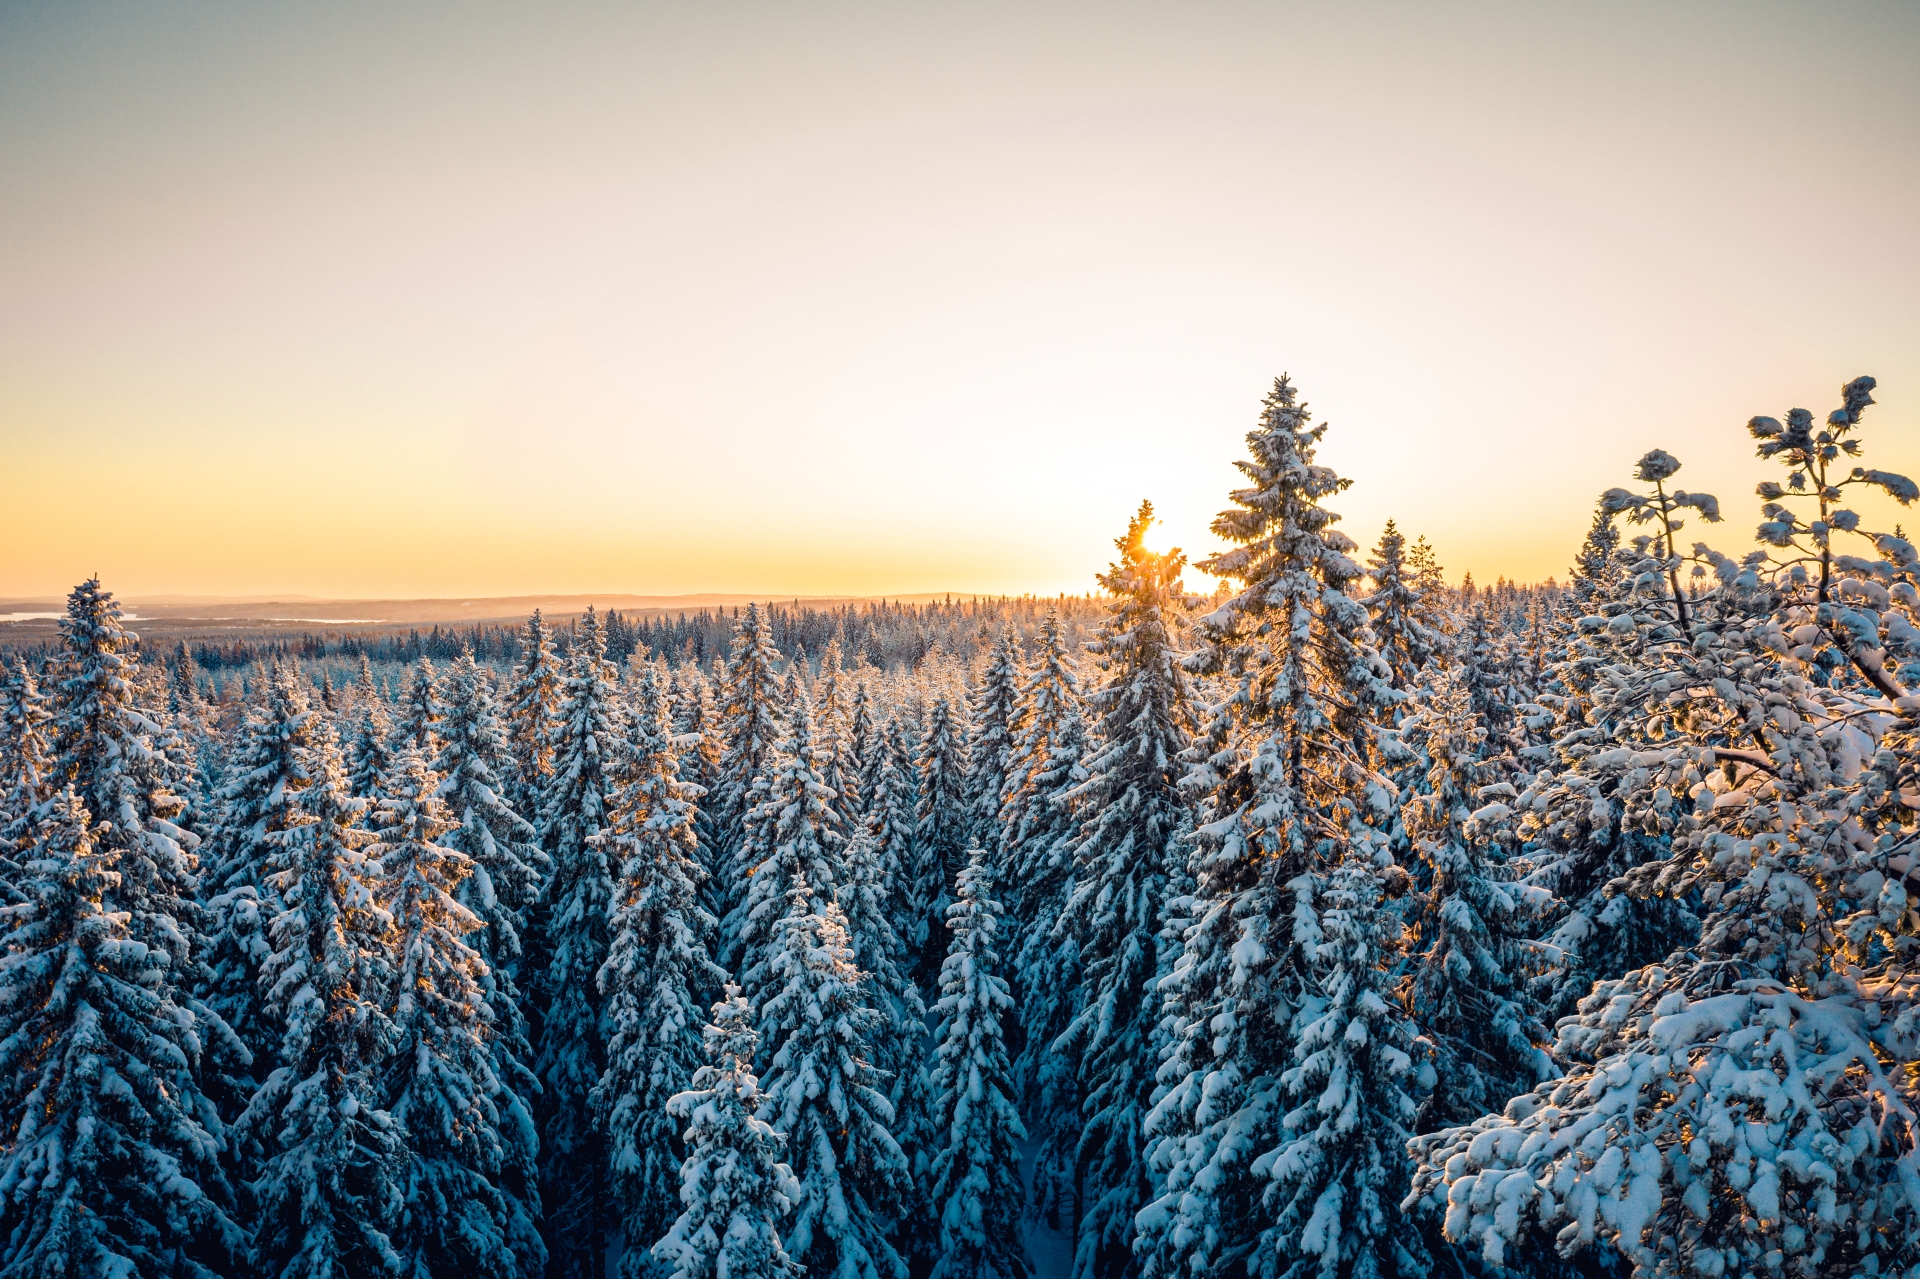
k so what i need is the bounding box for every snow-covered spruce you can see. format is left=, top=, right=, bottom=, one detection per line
left=912, top=697, right=971, bottom=989
left=534, top=606, right=624, bottom=1278
left=724, top=693, right=847, bottom=1031
left=0, top=788, right=244, bottom=1277
left=928, top=849, right=1030, bottom=1279
left=503, top=609, right=562, bottom=827
left=435, top=645, right=549, bottom=1205
left=1136, top=376, right=1396, bottom=1279
left=242, top=721, right=407, bottom=1278
left=349, top=656, right=398, bottom=802
left=965, top=630, right=1023, bottom=862
left=376, top=740, right=545, bottom=1278
left=592, top=665, right=728, bottom=1275
left=999, top=606, right=1089, bottom=1238
left=200, top=660, right=314, bottom=1133
left=654, top=987, right=803, bottom=1279
left=1398, top=665, right=1555, bottom=1133
left=1362, top=519, right=1444, bottom=695
left=49, top=577, right=207, bottom=974
left=756, top=888, right=912, bottom=1279
left=716, top=603, right=787, bottom=914
left=1254, top=855, right=1428, bottom=1279
left=392, top=657, right=444, bottom=760
left=839, top=787, right=938, bottom=1274
left=1052, top=501, right=1196, bottom=1279
left=0, top=657, right=51, bottom=851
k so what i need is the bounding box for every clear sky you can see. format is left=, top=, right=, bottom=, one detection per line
left=3, top=1, right=1917, bottom=600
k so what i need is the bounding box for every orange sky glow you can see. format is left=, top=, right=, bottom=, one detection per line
left=2, top=1, right=1917, bottom=601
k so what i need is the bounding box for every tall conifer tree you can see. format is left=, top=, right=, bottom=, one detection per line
left=535, top=607, right=624, bottom=1278
left=1053, top=502, right=1196, bottom=1279
left=927, top=850, right=1029, bottom=1279
left=0, top=789, right=244, bottom=1277
left=593, top=668, right=728, bottom=1274
left=1136, top=377, right=1396, bottom=1279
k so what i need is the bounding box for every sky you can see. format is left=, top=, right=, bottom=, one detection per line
left=2, top=0, right=1917, bottom=600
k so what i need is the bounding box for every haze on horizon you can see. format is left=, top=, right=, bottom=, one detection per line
left=2, top=0, right=1917, bottom=601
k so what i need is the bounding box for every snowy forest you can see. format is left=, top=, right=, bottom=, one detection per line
left=3, top=370, right=1918, bottom=1279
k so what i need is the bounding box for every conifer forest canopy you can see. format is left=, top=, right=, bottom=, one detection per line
left=8, top=369, right=1920, bottom=1279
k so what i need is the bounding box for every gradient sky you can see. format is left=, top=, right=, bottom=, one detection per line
left=3, top=1, right=1917, bottom=600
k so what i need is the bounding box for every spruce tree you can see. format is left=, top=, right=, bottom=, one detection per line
left=965, top=631, right=1023, bottom=860
left=1053, top=502, right=1195, bottom=1279
left=374, top=740, right=544, bottom=1279
left=716, top=603, right=786, bottom=911
left=1362, top=520, right=1442, bottom=693
left=1256, top=856, right=1428, bottom=1279
left=911, top=697, right=970, bottom=987
left=839, top=787, right=937, bottom=1275
left=927, top=850, right=1030, bottom=1279
left=505, top=610, right=562, bottom=828
left=756, top=890, right=912, bottom=1279
left=0, top=788, right=244, bottom=1277
left=535, top=607, right=624, bottom=1279
left=0, top=657, right=52, bottom=849
left=847, top=683, right=881, bottom=817
left=653, top=988, right=802, bottom=1279
left=200, top=661, right=314, bottom=1130
left=1399, top=668, right=1553, bottom=1133
left=998, top=609, right=1087, bottom=1235
left=242, top=722, right=406, bottom=1278
left=348, top=658, right=396, bottom=801
left=392, top=658, right=443, bottom=758
left=1136, top=377, right=1396, bottom=1279
left=48, top=578, right=205, bottom=969
left=592, top=667, right=728, bottom=1275
left=724, top=696, right=845, bottom=1028
left=435, top=646, right=549, bottom=1187
left=673, top=668, right=728, bottom=921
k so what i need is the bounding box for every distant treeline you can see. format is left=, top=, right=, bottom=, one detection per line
left=4, top=595, right=1117, bottom=675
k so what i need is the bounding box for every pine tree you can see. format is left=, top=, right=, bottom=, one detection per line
left=965, top=631, right=1023, bottom=860
left=756, top=890, right=912, bottom=1279
left=912, top=697, right=970, bottom=987
left=0, top=788, right=244, bottom=1277
left=371, top=740, right=544, bottom=1279
left=927, top=850, right=1030, bottom=1279
left=242, top=722, right=406, bottom=1278
left=435, top=647, right=549, bottom=1197
left=1052, top=502, right=1196, bottom=1279
left=593, top=667, right=728, bottom=1275
left=1255, top=856, right=1428, bottom=1279
left=505, top=610, right=562, bottom=827
left=1409, top=376, right=1920, bottom=1279
left=653, top=988, right=802, bottom=1279
left=1136, top=377, right=1396, bottom=1279
left=716, top=604, right=786, bottom=912
left=535, top=606, right=624, bottom=1279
